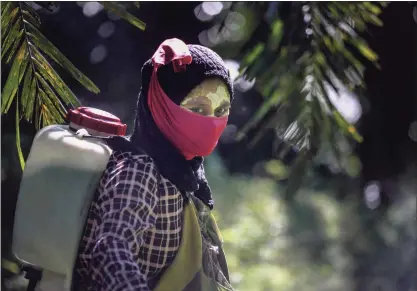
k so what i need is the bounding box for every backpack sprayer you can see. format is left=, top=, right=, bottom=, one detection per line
left=10, top=107, right=126, bottom=291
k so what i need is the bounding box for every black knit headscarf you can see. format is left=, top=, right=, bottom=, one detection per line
left=130, top=44, right=234, bottom=209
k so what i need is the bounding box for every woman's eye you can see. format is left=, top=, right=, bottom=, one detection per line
left=215, top=107, right=229, bottom=117
left=190, top=107, right=205, bottom=115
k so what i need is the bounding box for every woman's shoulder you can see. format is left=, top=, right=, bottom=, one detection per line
left=110, top=149, right=155, bottom=166
left=103, top=150, right=180, bottom=198
left=101, top=150, right=161, bottom=186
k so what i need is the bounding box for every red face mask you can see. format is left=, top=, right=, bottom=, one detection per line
left=148, top=39, right=229, bottom=160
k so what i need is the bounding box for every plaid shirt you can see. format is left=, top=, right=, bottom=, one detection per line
left=75, top=151, right=184, bottom=291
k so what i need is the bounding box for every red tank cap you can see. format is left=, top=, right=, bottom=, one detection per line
left=67, top=107, right=127, bottom=136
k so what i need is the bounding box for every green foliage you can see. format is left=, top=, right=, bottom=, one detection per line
left=99, top=2, right=146, bottom=30
left=219, top=2, right=387, bottom=193
left=205, top=154, right=416, bottom=291
left=1, top=1, right=146, bottom=170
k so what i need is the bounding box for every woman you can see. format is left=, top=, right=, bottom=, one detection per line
left=74, top=38, right=234, bottom=291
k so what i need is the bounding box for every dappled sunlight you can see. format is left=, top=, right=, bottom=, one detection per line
left=98, top=21, right=116, bottom=39
left=89, top=44, right=107, bottom=64
left=364, top=181, right=382, bottom=209
left=82, top=2, right=103, bottom=18
left=196, top=3, right=249, bottom=48
left=324, top=76, right=363, bottom=124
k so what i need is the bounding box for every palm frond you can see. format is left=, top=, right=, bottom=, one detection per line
left=1, top=2, right=99, bottom=123
left=1, top=1, right=99, bottom=170
left=1, top=1, right=147, bottom=171
left=26, top=20, right=100, bottom=93
left=15, top=98, right=25, bottom=170
left=1, top=1, right=146, bottom=169
left=100, top=2, right=146, bottom=31
left=218, top=1, right=386, bottom=194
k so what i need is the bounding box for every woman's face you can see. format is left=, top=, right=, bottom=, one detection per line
left=180, top=78, right=231, bottom=117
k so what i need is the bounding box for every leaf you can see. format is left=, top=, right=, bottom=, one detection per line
left=1, top=2, right=14, bottom=37
left=268, top=20, right=283, bottom=50
left=322, top=36, right=335, bottom=53
left=362, top=2, right=382, bottom=15
left=318, top=68, right=339, bottom=95
left=37, top=95, right=51, bottom=128
left=241, top=43, right=265, bottom=67
left=31, top=45, right=80, bottom=108
left=34, top=93, right=41, bottom=129
left=1, top=17, right=22, bottom=61
left=16, top=98, right=26, bottom=171
left=332, top=109, right=363, bottom=142
left=38, top=87, right=64, bottom=125
left=1, top=41, right=28, bottom=114
left=2, top=0, right=101, bottom=142
left=353, top=39, right=378, bottom=62
left=36, top=72, right=67, bottom=118
left=1, top=2, right=12, bottom=17
left=23, top=74, right=37, bottom=121
left=6, top=36, right=26, bottom=67
left=21, top=65, right=33, bottom=115
left=100, top=2, right=146, bottom=30
left=22, top=9, right=41, bottom=28
left=26, top=22, right=100, bottom=93
left=1, top=6, right=19, bottom=41
left=22, top=2, right=42, bottom=25
left=236, top=90, right=285, bottom=141
left=363, top=13, right=383, bottom=27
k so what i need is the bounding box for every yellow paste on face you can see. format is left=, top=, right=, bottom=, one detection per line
left=180, top=78, right=231, bottom=117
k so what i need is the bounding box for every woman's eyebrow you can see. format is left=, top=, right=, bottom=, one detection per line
left=218, top=100, right=231, bottom=108
left=183, top=95, right=212, bottom=106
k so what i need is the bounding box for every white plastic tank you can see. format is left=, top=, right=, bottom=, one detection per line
left=12, top=107, right=127, bottom=290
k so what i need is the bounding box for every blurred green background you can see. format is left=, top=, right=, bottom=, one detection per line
left=206, top=153, right=416, bottom=291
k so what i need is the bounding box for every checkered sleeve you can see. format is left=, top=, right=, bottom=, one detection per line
left=89, top=155, right=160, bottom=291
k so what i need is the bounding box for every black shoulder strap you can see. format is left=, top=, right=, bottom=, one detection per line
left=101, top=135, right=163, bottom=185
left=102, top=136, right=146, bottom=155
